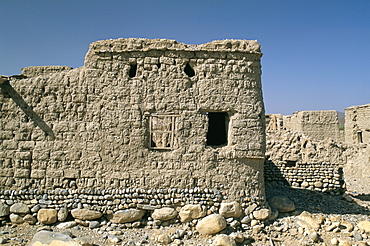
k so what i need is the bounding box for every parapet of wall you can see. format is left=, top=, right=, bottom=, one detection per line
left=0, top=38, right=266, bottom=208
left=21, top=66, right=73, bottom=77
left=283, top=111, right=342, bottom=142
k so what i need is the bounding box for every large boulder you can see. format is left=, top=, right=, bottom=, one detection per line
left=297, top=211, right=323, bottom=231
left=0, top=202, right=10, bottom=217
left=28, top=231, right=81, bottom=246
left=219, top=202, right=242, bottom=218
left=268, top=196, right=295, bottom=212
left=179, top=204, right=206, bottom=223
left=152, top=207, right=177, bottom=221
left=110, top=209, right=146, bottom=224
left=196, top=214, right=226, bottom=235
left=37, top=209, right=58, bottom=224
left=10, top=203, right=30, bottom=214
left=71, top=208, right=102, bottom=220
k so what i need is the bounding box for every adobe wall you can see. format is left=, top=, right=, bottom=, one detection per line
left=283, top=110, right=343, bottom=142
left=0, top=39, right=266, bottom=213
left=345, top=103, right=370, bottom=144
left=343, top=104, right=370, bottom=194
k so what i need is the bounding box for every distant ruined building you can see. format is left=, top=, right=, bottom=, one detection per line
left=265, top=107, right=370, bottom=195
left=0, top=38, right=267, bottom=214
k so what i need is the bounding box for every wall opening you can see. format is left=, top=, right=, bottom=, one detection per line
left=357, top=131, right=363, bottom=143
left=129, top=63, right=137, bottom=78
left=285, top=160, right=297, bottom=167
left=149, top=114, right=178, bottom=150
left=206, top=112, right=229, bottom=146
left=184, top=63, right=195, bottom=77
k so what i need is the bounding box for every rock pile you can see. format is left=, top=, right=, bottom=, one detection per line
left=1, top=183, right=370, bottom=245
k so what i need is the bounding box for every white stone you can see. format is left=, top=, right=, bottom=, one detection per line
left=10, top=203, right=30, bottom=214
left=110, top=209, right=146, bottom=224
left=196, top=214, right=227, bottom=235
left=212, top=234, right=236, bottom=246
left=71, top=208, right=102, bottom=220
left=252, top=209, right=271, bottom=221
left=29, top=231, right=81, bottom=246
left=179, top=204, right=206, bottom=223
left=152, top=207, right=177, bottom=221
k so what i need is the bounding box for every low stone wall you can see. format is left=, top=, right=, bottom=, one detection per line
left=265, top=130, right=346, bottom=194
left=0, top=187, right=268, bottom=234
left=264, top=161, right=343, bottom=194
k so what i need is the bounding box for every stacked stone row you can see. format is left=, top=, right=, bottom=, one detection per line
left=0, top=195, right=270, bottom=239
left=264, top=161, right=343, bottom=194
left=0, top=187, right=264, bottom=215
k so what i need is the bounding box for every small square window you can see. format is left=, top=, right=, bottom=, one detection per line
left=149, top=114, right=178, bottom=150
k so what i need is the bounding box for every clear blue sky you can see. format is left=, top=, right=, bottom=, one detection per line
left=1, top=0, right=369, bottom=114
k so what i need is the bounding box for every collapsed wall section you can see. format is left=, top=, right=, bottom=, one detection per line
left=265, top=128, right=346, bottom=194
left=0, top=39, right=266, bottom=214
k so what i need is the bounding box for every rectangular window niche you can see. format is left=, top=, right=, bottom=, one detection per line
left=206, top=112, right=229, bottom=147
left=149, top=114, right=178, bottom=150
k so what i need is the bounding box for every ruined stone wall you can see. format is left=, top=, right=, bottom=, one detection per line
left=0, top=38, right=266, bottom=213
left=343, top=103, right=370, bottom=194
left=264, top=130, right=346, bottom=194
left=283, top=111, right=342, bottom=142
left=265, top=108, right=370, bottom=195
left=345, top=103, right=370, bottom=144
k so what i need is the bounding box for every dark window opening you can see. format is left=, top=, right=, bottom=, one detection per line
left=129, top=63, right=137, bottom=78
left=358, top=131, right=363, bottom=143
left=184, top=63, right=195, bottom=77
left=286, top=161, right=297, bottom=167
left=206, top=112, right=228, bottom=146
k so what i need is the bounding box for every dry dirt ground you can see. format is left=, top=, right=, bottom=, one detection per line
left=1, top=183, right=370, bottom=246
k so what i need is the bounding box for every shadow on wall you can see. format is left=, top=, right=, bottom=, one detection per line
left=264, top=157, right=290, bottom=186
left=265, top=181, right=370, bottom=216
left=264, top=156, right=345, bottom=195
left=0, top=80, right=55, bottom=139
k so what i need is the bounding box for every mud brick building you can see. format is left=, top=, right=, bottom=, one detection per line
left=0, top=38, right=266, bottom=205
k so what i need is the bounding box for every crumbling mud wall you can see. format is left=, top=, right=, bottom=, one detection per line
left=282, top=110, right=343, bottom=142
left=0, top=39, right=266, bottom=214
left=265, top=109, right=370, bottom=195
left=343, top=104, right=370, bottom=194
left=345, top=103, right=370, bottom=144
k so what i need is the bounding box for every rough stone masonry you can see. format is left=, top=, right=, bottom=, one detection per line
left=0, top=38, right=266, bottom=215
